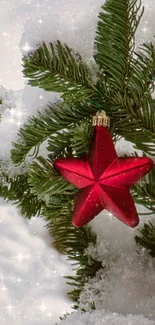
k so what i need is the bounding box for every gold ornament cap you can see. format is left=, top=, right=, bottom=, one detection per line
left=92, top=110, right=110, bottom=128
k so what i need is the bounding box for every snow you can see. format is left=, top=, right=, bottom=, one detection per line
left=81, top=213, right=155, bottom=319
left=57, top=309, right=155, bottom=325
left=0, top=199, right=73, bottom=324
left=20, top=0, right=104, bottom=62
left=0, top=85, right=61, bottom=165
left=0, top=0, right=155, bottom=324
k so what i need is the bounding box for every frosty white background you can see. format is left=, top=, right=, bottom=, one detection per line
left=0, top=0, right=155, bottom=324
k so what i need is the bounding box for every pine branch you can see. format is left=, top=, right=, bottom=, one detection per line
left=94, top=0, right=155, bottom=155
left=113, top=95, right=155, bottom=155
left=120, top=43, right=155, bottom=152
left=48, top=119, right=93, bottom=159
left=12, top=34, right=155, bottom=163
left=11, top=101, right=96, bottom=165
left=45, top=205, right=103, bottom=302
left=28, top=156, right=75, bottom=199
left=47, top=129, right=72, bottom=160
left=0, top=172, right=44, bottom=218
left=132, top=164, right=155, bottom=213
left=135, top=222, right=155, bottom=257
left=94, top=0, right=144, bottom=92
left=69, top=120, right=93, bottom=157
left=23, top=41, right=97, bottom=103
left=128, top=43, right=155, bottom=105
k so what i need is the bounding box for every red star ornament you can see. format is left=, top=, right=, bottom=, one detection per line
left=54, top=125, right=153, bottom=228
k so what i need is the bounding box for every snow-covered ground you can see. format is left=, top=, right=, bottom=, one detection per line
left=0, top=1, right=155, bottom=324
left=0, top=200, right=73, bottom=324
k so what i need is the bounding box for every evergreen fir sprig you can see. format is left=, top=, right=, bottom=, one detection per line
left=12, top=20, right=155, bottom=164
left=47, top=130, right=72, bottom=160
left=94, top=1, right=155, bottom=155
left=114, top=102, right=155, bottom=155
left=23, top=41, right=98, bottom=103
left=48, top=119, right=93, bottom=159
left=11, top=101, right=96, bottom=165
left=128, top=43, right=155, bottom=104
left=0, top=171, right=44, bottom=218
left=95, top=0, right=144, bottom=92
left=114, top=42, right=155, bottom=155
left=132, top=164, right=155, bottom=213
left=28, top=156, right=75, bottom=199
left=135, top=222, right=155, bottom=257
left=69, top=120, right=93, bottom=157
left=45, top=205, right=103, bottom=302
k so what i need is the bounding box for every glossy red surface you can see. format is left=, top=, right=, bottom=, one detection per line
left=54, top=126, right=153, bottom=228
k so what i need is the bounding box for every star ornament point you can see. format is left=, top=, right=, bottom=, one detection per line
left=54, top=126, right=153, bottom=228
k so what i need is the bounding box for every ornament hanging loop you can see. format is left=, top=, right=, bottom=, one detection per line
left=92, top=110, right=110, bottom=128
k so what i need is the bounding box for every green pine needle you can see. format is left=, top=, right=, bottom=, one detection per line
left=132, top=164, right=155, bottom=213
left=28, top=156, right=75, bottom=199
left=45, top=205, right=103, bottom=302
left=135, top=222, right=155, bottom=257
left=0, top=171, right=44, bottom=218
left=11, top=101, right=96, bottom=165
left=23, top=41, right=97, bottom=103
left=95, top=0, right=144, bottom=92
